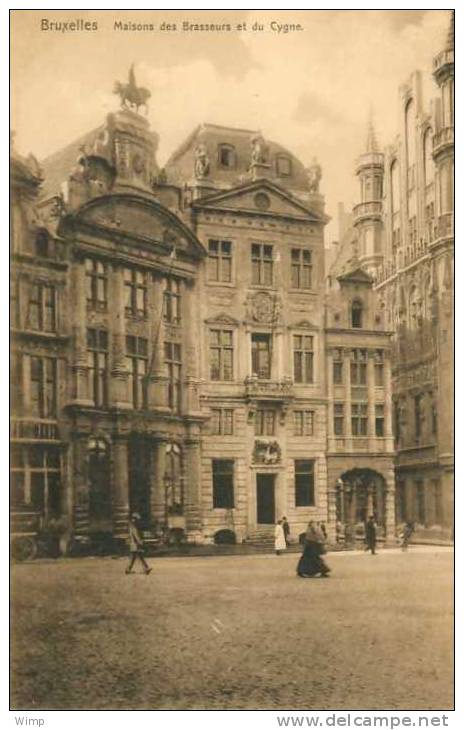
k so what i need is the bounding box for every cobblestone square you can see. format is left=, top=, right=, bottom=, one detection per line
left=11, top=547, right=453, bottom=710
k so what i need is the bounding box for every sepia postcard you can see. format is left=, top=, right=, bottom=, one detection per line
left=9, top=7, right=454, bottom=720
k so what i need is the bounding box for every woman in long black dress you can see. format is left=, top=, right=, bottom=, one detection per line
left=297, top=521, right=331, bottom=578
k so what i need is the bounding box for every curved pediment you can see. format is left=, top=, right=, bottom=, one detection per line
left=204, top=312, right=240, bottom=326
left=72, top=192, right=206, bottom=259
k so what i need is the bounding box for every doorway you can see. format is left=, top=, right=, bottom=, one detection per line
left=88, top=438, right=111, bottom=533
left=256, top=473, right=275, bottom=524
left=128, top=435, right=152, bottom=528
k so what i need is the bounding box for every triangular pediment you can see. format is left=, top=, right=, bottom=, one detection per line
left=74, top=193, right=206, bottom=259
left=192, top=179, right=329, bottom=224
left=337, top=266, right=373, bottom=285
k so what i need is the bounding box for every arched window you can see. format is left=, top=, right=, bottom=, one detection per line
left=351, top=300, right=363, bottom=329
left=423, top=128, right=434, bottom=187
left=276, top=154, right=292, bottom=177
left=218, top=144, right=236, bottom=169
left=405, top=98, right=416, bottom=172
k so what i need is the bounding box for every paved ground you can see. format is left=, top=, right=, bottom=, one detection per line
left=11, top=546, right=453, bottom=711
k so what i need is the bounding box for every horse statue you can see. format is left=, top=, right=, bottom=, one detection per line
left=113, top=65, right=151, bottom=115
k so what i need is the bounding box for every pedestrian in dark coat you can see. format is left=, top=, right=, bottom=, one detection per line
left=126, top=512, right=152, bottom=575
left=296, top=521, right=331, bottom=578
left=282, top=516, right=290, bottom=546
left=365, top=515, right=377, bottom=555
left=401, top=521, right=415, bottom=551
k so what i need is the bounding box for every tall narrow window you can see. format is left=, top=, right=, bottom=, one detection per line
left=414, top=394, right=423, bottom=442
left=391, top=160, right=400, bottom=214
left=252, top=333, right=271, bottom=379
left=251, top=244, right=273, bottom=286
left=87, top=329, right=108, bottom=407
left=276, top=155, right=292, bottom=176
left=124, top=268, right=147, bottom=318
left=375, top=404, right=385, bottom=437
left=255, top=409, right=276, bottom=436
left=351, top=300, right=363, bottom=328
left=126, top=336, right=148, bottom=409
left=163, top=277, right=181, bottom=324
left=218, top=144, right=236, bottom=169
left=351, top=403, right=368, bottom=436
left=293, top=335, right=313, bottom=384
left=85, top=258, right=107, bottom=310
left=212, top=459, right=234, bottom=508
left=415, top=479, right=425, bottom=524
left=332, top=348, right=343, bottom=384
left=210, top=329, right=233, bottom=381
left=165, top=341, right=182, bottom=412
left=350, top=349, right=367, bottom=385
left=291, top=248, right=312, bottom=289
left=334, top=403, right=344, bottom=436
left=30, top=357, right=57, bottom=418
left=374, top=350, right=384, bottom=386
left=294, top=460, right=315, bottom=507
left=28, top=283, right=56, bottom=333
left=208, top=240, right=232, bottom=283
left=423, top=128, right=434, bottom=187
left=405, top=98, right=416, bottom=190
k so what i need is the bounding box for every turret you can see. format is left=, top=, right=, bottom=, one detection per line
left=432, top=11, right=454, bottom=234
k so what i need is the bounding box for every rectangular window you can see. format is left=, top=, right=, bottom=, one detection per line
left=414, top=394, right=423, bottom=441
left=30, top=357, right=57, bottom=418
left=208, top=240, right=232, bottom=283
left=212, top=459, right=234, bottom=509
left=375, top=404, right=385, bottom=437
left=291, top=248, right=312, bottom=289
left=255, top=409, right=275, bottom=436
left=165, top=341, right=182, bottom=412
left=28, top=283, right=56, bottom=333
left=293, top=335, right=313, bottom=384
left=126, top=336, right=148, bottom=409
left=294, top=410, right=314, bottom=436
left=333, top=348, right=343, bottom=384
left=334, top=403, right=344, bottom=436
left=431, top=399, right=437, bottom=436
left=85, top=258, right=107, bottom=310
left=251, top=333, right=271, bottom=379
left=163, top=277, right=181, bottom=324
left=251, top=243, right=273, bottom=286
left=211, top=408, right=234, bottom=436
left=10, top=446, right=61, bottom=518
left=351, top=403, right=368, bottom=436
left=124, top=268, right=147, bottom=318
left=87, top=329, right=108, bottom=407
left=374, top=350, right=384, bottom=386
left=210, top=329, right=233, bottom=381
left=350, top=349, right=367, bottom=385
left=294, top=459, right=315, bottom=507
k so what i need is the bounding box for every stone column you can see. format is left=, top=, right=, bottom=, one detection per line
left=384, top=469, right=396, bottom=544
left=113, top=437, right=130, bottom=539
left=151, top=438, right=167, bottom=525
left=71, top=259, right=92, bottom=406
left=73, top=436, right=90, bottom=536
left=367, top=350, right=376, bottom=449
left=326, top=485, right=337, bottom=542
left=147, top=272, right=169, bottom=411
left=383, top=351, right=394, bottom=451
left=376, top=478, right=384, bottom=525
left=184, top=434, right=203, bottom=541
left=343, top=350, right=352, bottom=450
left=111, top=265, right=130, bottom=409
left=327, top=349, right=335, bottom=451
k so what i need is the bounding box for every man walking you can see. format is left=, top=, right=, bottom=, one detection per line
left=365, top=515, right=377, bottom=555
left=126, top=512, right=152, bottom=575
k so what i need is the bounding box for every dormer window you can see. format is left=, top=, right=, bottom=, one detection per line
left=351, top=299, right=363, bottom=329
left=218, top=144, right=236, bottom=169
left=276, top=155, right=292, bottom=177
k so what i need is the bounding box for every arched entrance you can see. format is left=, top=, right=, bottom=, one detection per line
left=336, top=468, right=387, bottom=537
left=88, top=437, right=112, bottom=533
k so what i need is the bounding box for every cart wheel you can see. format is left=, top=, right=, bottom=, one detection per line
left=11, top=537, right=38, bottom=562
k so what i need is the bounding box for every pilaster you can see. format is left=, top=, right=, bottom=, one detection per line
left=111, top=265, right=130, bottom=409
left=113, top=437, right=130, bottom=538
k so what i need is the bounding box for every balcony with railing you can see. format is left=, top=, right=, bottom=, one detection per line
left=10, top=419, right=60, bottom=442
left=244, top=376, right=294, bottom=403
left=353, top=201, right=383, bottom=223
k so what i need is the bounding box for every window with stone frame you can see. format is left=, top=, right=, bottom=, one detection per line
left=164, top=341, right=182, bottom=412
left=334, top=403, right=344, bottom=436
left=211, top=408, right=234, bottom=436
left=124, top=268, right=147, bottom=318
left=431, top=396, right=438, bottom=436
left=126, top=336, right=148, bottom=409
left=294, top=410, right=314, bottom=436
left=251, top=333, right=271, bottom=379
left=414, top=393, right=423, bottom=442
left=293, top=335, right=313, bottom=383
left=333, top=348, right=343, bottom=384
left=375, top=404, right=385, bottom=437
left=10, top=445, right=61, bottom=518
left=276, top=154, right=292, bottom=177
left=294, top=459, right=315, bottom=507
left=27, top=282, right=56, bottom=333
left=218, top=144, right=236, bottom=169
left=87, top=328, right=108, bottom=407
left=350, top=349, right=367, bottom=385
left=163, top=277, right=181, bottom=324
left=212, top=459, right=234, bottom=509
left=210, top=329, right=233, bottom=381
left=351, top=402, right=368, bottom=436
left=251, top=243, right=273, bottom=286
left=291, top=248, right=312, bottom=289
left=85, top=258, right=108, bottom=310
left=30, top=356, right=57, bottom=418
left=208, top=240, right=232, bottom=283
left=374, top=349, right=384, bottom=386
left=255, top=409, right=275, bottom=436
left=351, top=299, right=363, bottom=328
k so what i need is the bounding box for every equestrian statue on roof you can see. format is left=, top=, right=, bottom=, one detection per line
left=114, top=65, right=151, bottom=115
